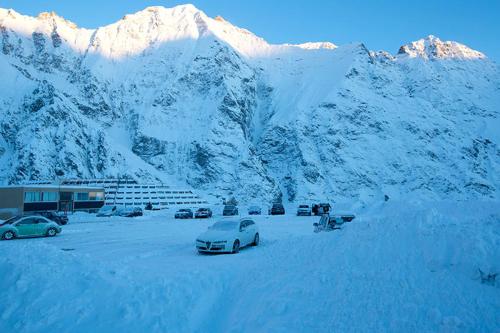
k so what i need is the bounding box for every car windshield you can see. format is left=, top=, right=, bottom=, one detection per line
left=179, top=209, right=190, bottom=212
left=99, top=206, right=114, bottom=212
left=299, top=205, right=309, bottom=208
left=249, top=206, right=259, bottom=210
left=1, top=216, right=22, bottom=225
left=210, top=221, right=238, bottom=231
left=198, top=208, right=208, bottom=211
left=273, top=204, right=283, bottom=208
left=224, top=206, right=235, bottom=210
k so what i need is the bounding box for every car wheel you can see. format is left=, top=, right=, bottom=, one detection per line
left=47, top=228, right=57, bottom=237
left=2, top=231, right=15, bottom=240
left=253, top=233, right=259, bottom=246
left=232, top=240, right=240, bottom=253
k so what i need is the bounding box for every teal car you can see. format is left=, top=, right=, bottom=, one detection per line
left=0, top=215, right=62, bottom=240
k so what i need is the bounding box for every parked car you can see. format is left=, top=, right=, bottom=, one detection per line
left=196, top=219, right=259, bottom=254
left=195, top=208, right=213, bottom=219
left=222, top=205, right=239, bottom=216
left=269, top=203, right=285, bottom=215
left=312, top=203, right=332, bottom=216
left=30, top=211, right=69, bottom=225
left=248, top=206, right=262, bottom=215
left=296, top=204, right=312, bottom=216
left=97, top=205, right=118, bottom=217
left=1, top=216, right=62, bottom=240
left=175, top=208, right=194, bottom=219
left=118, top=207, right=143, bottom=217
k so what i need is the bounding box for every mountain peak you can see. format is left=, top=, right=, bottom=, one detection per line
left=398, top=35, right=485, bottom=60
left=36, top=11, right=78, bottom=29
left=292, top=42, right=337, bottom=50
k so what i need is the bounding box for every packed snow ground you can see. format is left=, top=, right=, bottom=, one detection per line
left=0, top=200, right=499, bottom=332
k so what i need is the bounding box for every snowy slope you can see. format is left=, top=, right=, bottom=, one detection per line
left=0, top=5, right=499, bottom=202
left=0, top=201, right=498, bottom=332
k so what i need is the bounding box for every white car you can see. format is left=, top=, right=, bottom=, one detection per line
left=196, top=219, right=259, bottom=254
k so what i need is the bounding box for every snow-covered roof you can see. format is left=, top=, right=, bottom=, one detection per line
left=0, top=185, right=104, bottom=191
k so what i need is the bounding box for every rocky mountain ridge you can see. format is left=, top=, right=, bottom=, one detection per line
left=0, top=4, right=499, bottom=203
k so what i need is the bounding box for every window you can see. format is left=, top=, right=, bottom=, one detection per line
left=25, top=191, right=57, bottom=202
left=76, top=192, right=89, bottom=201
left=75, top=192, right=104, bottom=201
left=89, top=192, right=104, bottom=201
left=42, top=192, right=58, bottom=202
left=17, top=217, right=37, bottom=225
left=24, top=191, right=40, bottom=202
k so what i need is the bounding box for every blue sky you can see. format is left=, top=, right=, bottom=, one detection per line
left=2, top=0, right=499, bottom=61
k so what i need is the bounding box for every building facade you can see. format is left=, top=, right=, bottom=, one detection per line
left=0, top=185, right=105, bottom=220
left=59, top=179, right=208, bottom=209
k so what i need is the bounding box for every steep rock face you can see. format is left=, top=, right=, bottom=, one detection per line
left=0, top=5, right=499, bottom=203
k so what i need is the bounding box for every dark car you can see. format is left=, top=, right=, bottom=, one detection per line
left=175, top=208, right=194, bottom=219
left=222, top=205, right=238, bottom=216
left=313, top=203, right=332, bottom=216
left=270, top=203, right=285, bottom=215
left=248, top=206, right=261, bottom=215
left=30, top=211, right=68, bottom=225
left=118, top=207, right=143, bottom=217
left=195, top=208, right=213, bottom=218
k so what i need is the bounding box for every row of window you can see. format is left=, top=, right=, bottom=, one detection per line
left=24, top=191, right=58, bottom=202
left=109, top=191, right=194, bottom=195
left=76, top=184, right=191, bottom=191
left=106, top=201, right=205, bottom=206
left=24, top=191, right=104, bottom=203
left=75, top=192, right=105, bottom=201
left=107, top=196, right=198, bottom=200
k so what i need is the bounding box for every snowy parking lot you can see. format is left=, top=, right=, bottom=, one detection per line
left=1, top=201, right=499, bottom=332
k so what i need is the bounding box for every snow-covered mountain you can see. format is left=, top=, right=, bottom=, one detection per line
left=0, top=4, right=499, bottom=202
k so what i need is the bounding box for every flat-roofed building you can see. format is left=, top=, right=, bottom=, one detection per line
left=60, top=179, right=208, bottom=209
left=0, top=185, right=105, bottom=220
